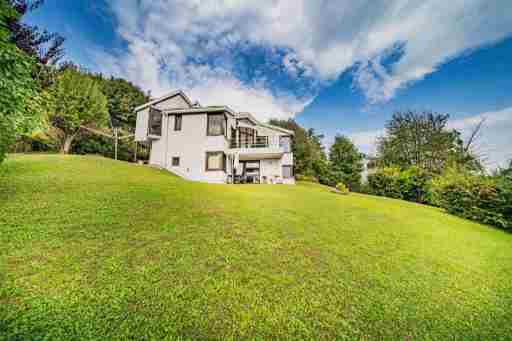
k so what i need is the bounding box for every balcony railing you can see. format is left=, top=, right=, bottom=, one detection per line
left=229, top=136, right=291, bottom=152
left=230, top=136, right=272, bottom=149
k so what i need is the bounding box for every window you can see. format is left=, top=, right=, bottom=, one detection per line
left=207, top=114, right=226, bottom=136
left=279, top=136, right=291, bottom=153
left=282, top=165, right=293, bottom=179
left=174, top=114, right=182, bottom=131
left=148, top=107, right=162, bottom=136
left=238, top=127, right=256, bottom=147
left=172, top=157, right=180, bottom=166
left=206, top=152, right=226, bottom=171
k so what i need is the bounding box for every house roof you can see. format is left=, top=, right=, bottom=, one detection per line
left=236, top=112, right=294, bottom=135
left=135, top=89, right=294, bottom=135
left=134, top=90, right=193, bottom=112
left=259, top=122, right=295, bottom=136
left=163, top=106, right=237, bottom=117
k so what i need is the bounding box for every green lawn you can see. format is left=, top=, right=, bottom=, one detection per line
left=1, top=155, right=511, bottom=340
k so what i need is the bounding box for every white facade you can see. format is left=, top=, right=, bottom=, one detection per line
left=135, top=91, right=295, bottom=184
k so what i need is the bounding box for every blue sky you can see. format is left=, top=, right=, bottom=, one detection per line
left=26, top=0, right=512, bottom=169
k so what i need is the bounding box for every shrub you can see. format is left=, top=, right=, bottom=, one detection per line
left=296, top=174, right=319, bottom=183
left=336, top=182, right=350, bottom=195
left=367, top=166, right=431, bottom=203
left=429, top=169, right=511, bottom=230
left=72, top=133, right=146, bottom=162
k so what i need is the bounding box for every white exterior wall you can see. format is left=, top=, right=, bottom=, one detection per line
left=260, top=159, right=281, bottom=180
left=165, top=114, right=230, bottom=183
left=134, top=91, right=294, bottom=184
left=282, top=152, right=293, bottom=165
left=153, top=95, right=190, bottom=111
left=135, top=108, right=149, bottom=142
left=149, top=114, right=168, bottom=167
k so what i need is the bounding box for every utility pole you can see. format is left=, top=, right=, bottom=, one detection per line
left=134, top=141, right=138, bottom=163
left=114, top=127, right=118, bottom=160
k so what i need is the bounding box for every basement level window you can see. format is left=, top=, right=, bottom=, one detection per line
left=172, top=157, right=180, bottom=167
left=206, top=152, right=226, bottom=171
left=282, top=165, right=293, bottom=179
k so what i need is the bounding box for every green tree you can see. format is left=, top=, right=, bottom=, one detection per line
left=92, top=76, right=148, bottom=130
left=49, top=68, right=108, bottom=153
left=376, top=110, right=482, bottom=174
left=329, top=135, right=364, bottom=191
left=497, top=160, right=512, bottom=180
left=0, top=0, right=40, bottom=163
left=7, top=0, right=65, bottom=66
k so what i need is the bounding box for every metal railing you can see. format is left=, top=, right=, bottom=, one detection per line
left=230, top=136, right=272, bottom=149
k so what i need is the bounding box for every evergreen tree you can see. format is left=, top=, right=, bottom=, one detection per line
left=329, top=135, right=364, bottom=191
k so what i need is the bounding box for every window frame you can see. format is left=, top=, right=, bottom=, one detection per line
left=207, top=113, right=227, bottom=137
left=282, top=165, right=293, bottom=179
left=148, top=107, right=163, bottom=137
left=171, top=157, right=180, bottom=167
left=205, top=151, right=226, bottom=172
left=174, top=114, right=182, bottom=131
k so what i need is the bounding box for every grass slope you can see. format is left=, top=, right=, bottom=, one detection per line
left=1, top=155, right=511, bottom=339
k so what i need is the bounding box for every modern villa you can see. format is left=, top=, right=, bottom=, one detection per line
left=134, top=90, right=295, bottom=184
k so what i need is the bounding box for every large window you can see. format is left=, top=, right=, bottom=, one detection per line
left=174, top=114, right=182, bottom=131
left=206, top=152, right=226, bottom=171
left=282, top=165, right=293, bottom=179
left=239, top=127, right=256, bottom=147
left=148, top=108, right=162, bottom=136
left=207, top=114, right=226, bottom=136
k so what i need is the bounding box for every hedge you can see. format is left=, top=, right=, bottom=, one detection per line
left=367, top=166, right=431, bottom=203
left=429, top=170, right=511, bottom=230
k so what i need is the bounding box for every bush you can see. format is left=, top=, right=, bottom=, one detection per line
left=429, top=169, right=511, bottom=230
left=296, top=174, right=319, bottom=183
left=367, top=166, right=431, bottom=203
left=72, top=133, right=147, bottom=162
left=336, top=182, right=350, bottom=195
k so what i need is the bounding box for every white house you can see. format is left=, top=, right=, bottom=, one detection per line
left=134, top=90, right=295, bottom=184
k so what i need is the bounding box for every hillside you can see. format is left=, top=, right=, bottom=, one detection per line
left=1, top=155, right=511, bottom=339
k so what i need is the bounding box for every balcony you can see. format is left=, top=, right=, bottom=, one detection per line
left=229, top=136, right=287, bottom=160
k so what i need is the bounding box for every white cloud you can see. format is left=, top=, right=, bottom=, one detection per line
left=347, top=129, right=385, bottom=156
left=97, top=0, right=512, bottom=117
left=348, top=107, right=512, bottom=169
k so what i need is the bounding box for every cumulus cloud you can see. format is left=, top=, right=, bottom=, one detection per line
left=98, top=0, right=512, bottom=117
left=348, top=107, right=512, bottom=169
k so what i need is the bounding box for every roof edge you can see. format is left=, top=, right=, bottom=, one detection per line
left=134, top=90, right=193, bottom=112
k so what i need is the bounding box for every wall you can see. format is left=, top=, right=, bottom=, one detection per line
left=153, top=95, right=190, bottom=111
left=149, top=114, right=168, bottom=167
left=165, top=113, right=230, bottom=183
left=260, top=159, right=282, bottom=183
left=134, top=108, right=149, bottom=142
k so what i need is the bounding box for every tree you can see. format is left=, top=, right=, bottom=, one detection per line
left=497, top=160, right=512, bottom=180
left=92, top=75, right=148, bottom=130
left=6, top=0, right=64, bottom=65
left=48, top=68, right=108, bottom=153
left=0, top=0, right=41, bottom=163
left=375, top=110, right=482, bottom=174
left=329, top=135, right=364, bottom=191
